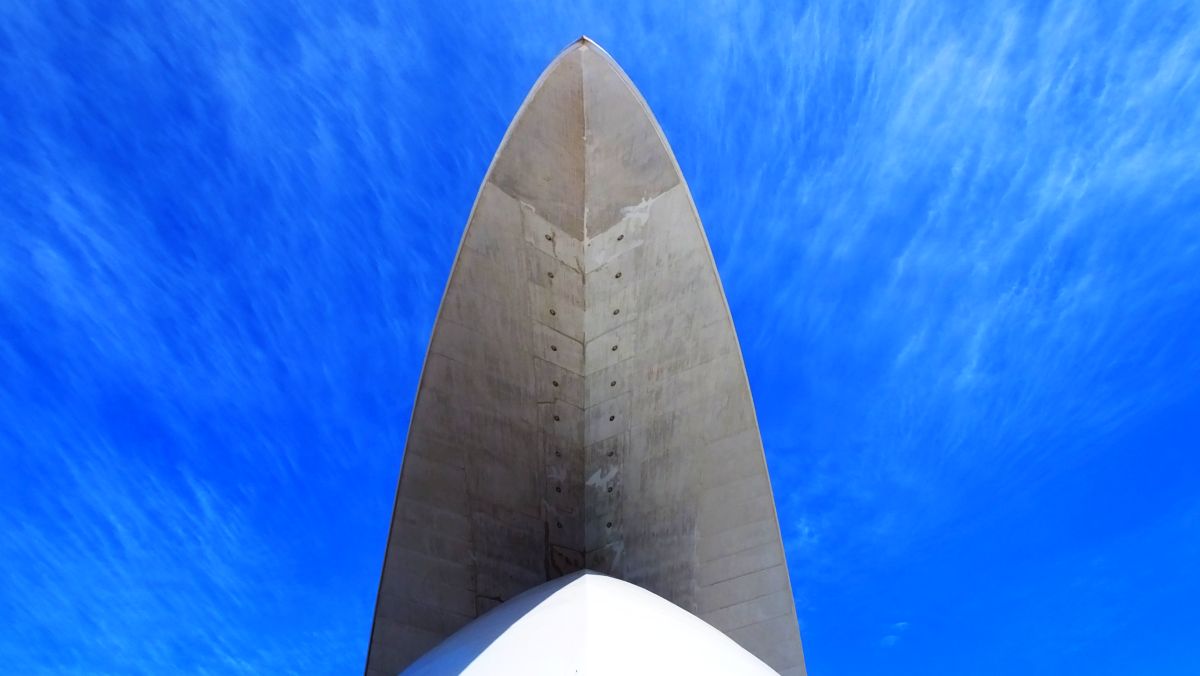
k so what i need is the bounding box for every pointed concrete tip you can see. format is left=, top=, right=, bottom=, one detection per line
left=560, top=35, right=618, bottom=65
left=552, top=35, right=611, bottom=66
left=567, top=35, right=602, bottom=51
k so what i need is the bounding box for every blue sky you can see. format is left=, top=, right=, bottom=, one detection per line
left=3, top=1, right=1199, bottom=674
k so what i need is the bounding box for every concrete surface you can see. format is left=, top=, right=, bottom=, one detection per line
left=366, top=37, right=806, bottom=675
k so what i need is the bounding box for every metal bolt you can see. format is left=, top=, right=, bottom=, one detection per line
left=610, top=380, right=616, bottom=387
left=609, top=415, right=615, bottom=421
left=607, top=486, right=613, bottom=493
left=551, top=345, right=558, bottom=351
left=615, top=272, right=622, bottom=279
left=606, top=522, right=612, bottom=528
left=552, top=380, right=559, bottom=387
left=617, top=234, right=624, bottom=241
left=555, top=450, right=562, bottom=457
left=545, top=233, right=553, bottom=241
left=555, top=486, right=562, bottom=493
left=548, top=271, right=555, bottom=278
left=611, top=345, right=618, bottom=351
left=612, top=309, right=619, bottom=315
left=549, top=308, right=557, bottom=316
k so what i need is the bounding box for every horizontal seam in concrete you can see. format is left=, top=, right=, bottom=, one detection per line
left=731, top=611, right=801, bottom=639
left=537, top=322, right=586, bottom=344
left=701, top=538, right=781, bottom=566
left=638, top=353, right=731, bottom=384
left=378, top=596, right=475, bottom=623
left=433, top=317, right=539, bottom=349
left=391, top=499, right=471, bottom=525
left=582, top=388, right=623, bottom=407
left=401, top=443, right=469, bottom=471
left=701, top=561, right=781, bottom=587
left=703, top=586, right=791, bottom=617
left=488, top=181, right=583, bottom=238
left=711, top=607, right=794, bottom=634
left=703, top=514, right=777, bottom=540
left=699, top=563, right=788, bottom=594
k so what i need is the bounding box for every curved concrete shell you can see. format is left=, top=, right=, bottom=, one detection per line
left=404, top=571, right=776, bottom=675
left=367, top=38, right=805, bottom=675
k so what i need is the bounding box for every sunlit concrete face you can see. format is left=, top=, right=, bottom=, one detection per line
left=367, top=38, right=805, bottom=675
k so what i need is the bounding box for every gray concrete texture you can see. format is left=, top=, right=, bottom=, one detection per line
left=366, top=38, right=806, bottom=675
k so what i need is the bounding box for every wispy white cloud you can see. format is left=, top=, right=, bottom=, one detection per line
left=684, top=0, right=1200, bottom=571
left=3, top=0, right=1199, bottom=673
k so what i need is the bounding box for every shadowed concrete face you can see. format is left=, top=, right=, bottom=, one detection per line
left=367, top=38, right=805, bottom=675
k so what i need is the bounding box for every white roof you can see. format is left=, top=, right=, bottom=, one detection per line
left=403, top=571, right=777, bottom=675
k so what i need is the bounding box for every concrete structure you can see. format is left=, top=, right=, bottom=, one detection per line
left=404, top=571, right=776, bottom=675
left=367, top=37, right=805, bottom=674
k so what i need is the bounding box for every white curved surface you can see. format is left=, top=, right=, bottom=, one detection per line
left=403, top=571, right=777, bottom=675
